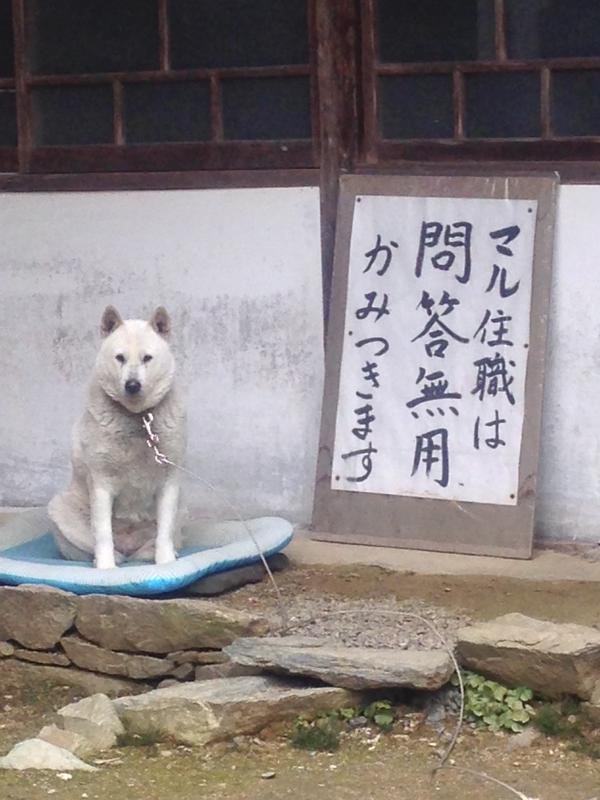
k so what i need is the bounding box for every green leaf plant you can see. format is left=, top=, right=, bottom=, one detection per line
left=452, top=671, right=535, bottom=733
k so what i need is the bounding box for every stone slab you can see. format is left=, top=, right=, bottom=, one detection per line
left=61, top=636, right=174, bottom=680
left=0, top=585, right=76, bottom=649
left=57, top=694, right=124, bottom=751
left=170, top=663, right=195, bottom=681
left=194, top=662, right=263, bottom=681
left=13, top=649, right=71, bottom=667
left=75, top=594, right=268, bottom=654
left=225, top=636, right=454, bottom=690
left=114, top=675, right=360, bottom=746
left=38, top=725, right=98, bottom=759
left=0, top=739, right=97, bottom=771
left=168, top=650, right=230, bottom=666
left=0, top=658, right=148, bottom=698
left=457, top=613, right=600, bottom=699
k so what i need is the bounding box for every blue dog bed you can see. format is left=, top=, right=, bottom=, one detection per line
left=0, top=508, right=293, bottom=596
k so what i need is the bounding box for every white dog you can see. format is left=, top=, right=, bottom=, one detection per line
left=48, top=306, right=186, bottom=569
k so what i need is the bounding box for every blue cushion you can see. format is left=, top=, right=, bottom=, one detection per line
left=0, top=509, right=292, bottom=596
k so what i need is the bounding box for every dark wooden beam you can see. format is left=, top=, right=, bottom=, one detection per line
left=158, top=0, right=170, bottom=72
left=11, top=0, right=31, bottom=171
left=353, top=159, right=596, bottom=183
left=375, top=138, right=600, bottom=161
left=0, top=169, right=319, bottom=192
left=27, top=64, right=311, bottom=87
left=494, top=0, right=507, bottom=61
left=315, top=0, right=359, bottom=327
left=26, top=140, right=316, bottom=174
left=377, top=58, right=600, bottom=75
left=360, top=0, right=378, bottom=163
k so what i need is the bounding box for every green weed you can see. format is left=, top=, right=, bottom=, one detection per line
left=453, top=671, right=534, bottom=733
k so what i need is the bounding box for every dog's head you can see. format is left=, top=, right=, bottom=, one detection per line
left=95, top=306, right=176, bottom=413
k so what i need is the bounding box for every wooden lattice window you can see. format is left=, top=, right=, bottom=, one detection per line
left=362, top=0, right=600, bottom=163
left=1, top=0, right=318, bottom=174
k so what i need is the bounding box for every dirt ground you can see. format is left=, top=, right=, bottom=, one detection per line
left=218, top=562, right=600, bottom=628
left=1, top=564, right=599, bottom=800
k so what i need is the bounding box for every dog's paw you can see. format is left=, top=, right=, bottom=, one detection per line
left=155, top=544, right=177, bottom=565
left=95, top=550, right=117, bottom=570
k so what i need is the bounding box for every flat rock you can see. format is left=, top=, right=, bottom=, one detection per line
left=0, top=739, right=97, bottom=771
left=57, top=694, right=124, bottom=751
left=224, top=637, right=454, bottom=690
left=0, top=641, right=15, bottom=657
left=14, top=649, right=71, bottom=667
left=186, top=554, right=289, bottom=596
left=0, top=585, right=77, bottom=649
left=0, top=657, right=148, bottom=698
left=457, top=613, right=600, bottom=699
left=61, top=636, right=174, bottom=680
left=38, top=725, right=98, bottom=759
left=114, top=675, right=360, bottom=746
left=157, top=679, right=180, bottom=690
left=194, top=662, right=263, bottom=681
left=168, top=650, right=230, bottom=666
left=76, top=594, right=268, bottom=654
left=170, top=663, right=195, bottom=681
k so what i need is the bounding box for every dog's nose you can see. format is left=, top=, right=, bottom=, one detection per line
left=125, top=379, right=142, bottom=396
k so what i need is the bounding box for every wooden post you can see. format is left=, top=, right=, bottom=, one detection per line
left=12, top=0, right=31, bottom=172
left=315, top=0, right=359, bottom=329
left=158, top=0, right=170, bottom=72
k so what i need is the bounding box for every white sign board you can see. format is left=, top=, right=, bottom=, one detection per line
left=331, top=195, right=537, bottom=506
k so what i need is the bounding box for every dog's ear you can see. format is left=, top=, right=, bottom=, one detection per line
left=100, top=306, right=123, bottom=337
left=150, top=306, right=170, bottom=337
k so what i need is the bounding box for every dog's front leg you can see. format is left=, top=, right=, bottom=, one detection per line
left=91, top=484, right=116, bottom=569
left=155, top=477, right=179, bottom=565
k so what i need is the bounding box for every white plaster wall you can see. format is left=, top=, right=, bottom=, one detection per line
left=0, top=187, right=323, bottom=524
left=536, top=185, right=600, bottom=542
left=2, top=184, right=599, bottom=542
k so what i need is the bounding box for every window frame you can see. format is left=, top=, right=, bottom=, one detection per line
left=3, top=0, right=320, bottom=175
left=360, top=0, right=600, bottom=168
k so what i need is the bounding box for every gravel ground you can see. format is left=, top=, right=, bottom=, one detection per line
left=270, top=596, right=472, bottom=650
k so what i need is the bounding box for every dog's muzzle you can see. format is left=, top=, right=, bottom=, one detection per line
left=125, top=379, right=142, bottom=396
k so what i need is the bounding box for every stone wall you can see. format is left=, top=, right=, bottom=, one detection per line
left=0, top=585, right=267, bottom=696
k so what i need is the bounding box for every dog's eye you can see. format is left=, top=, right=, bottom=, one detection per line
left=115, top=354, right=126, bottom=364
left=143, top=354, right=153, bottom=364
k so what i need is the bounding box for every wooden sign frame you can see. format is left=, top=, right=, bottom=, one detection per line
left=312, top=174, right=558, bottom=559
